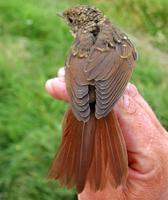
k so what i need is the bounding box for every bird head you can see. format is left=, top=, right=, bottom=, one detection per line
left=58, top=5, right=104, bottom=37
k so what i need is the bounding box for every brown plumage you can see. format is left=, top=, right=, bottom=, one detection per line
left=48, top=5, right=137, bottom=193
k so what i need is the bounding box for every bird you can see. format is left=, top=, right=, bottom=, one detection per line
left=48, top=5, right=137, bottom=193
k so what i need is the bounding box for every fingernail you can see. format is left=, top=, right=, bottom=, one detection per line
left=58, top=67, right=65, bottom=77
left=45, top=78, right=63, bottom=93
left=123, top=95, right=130, bottom=108
left=125, top=83, right=138, bottom=97
left=122, top=95, right=137, bottom=114
left=45, top=79, right=52, bottom=90
left=45, top=79, right=55, bottom=96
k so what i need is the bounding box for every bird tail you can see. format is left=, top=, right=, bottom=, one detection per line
left=48, top=108, right=128, bottom=193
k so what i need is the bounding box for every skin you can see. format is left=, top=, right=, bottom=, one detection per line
left=45, top=68, right=168, bottom=200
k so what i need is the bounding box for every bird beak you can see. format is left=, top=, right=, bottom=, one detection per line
left=56, top=12, right=64, bottom=18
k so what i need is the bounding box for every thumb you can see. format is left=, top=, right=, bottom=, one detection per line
left=114, top=83, right=165, bottom=175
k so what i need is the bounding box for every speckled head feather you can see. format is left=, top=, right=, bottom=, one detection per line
left=62, top=5, right=105, bottom=35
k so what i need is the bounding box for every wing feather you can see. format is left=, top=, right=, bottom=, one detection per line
left=83, top=41, right=134, bottom=119
left=96, top=70, right=132, bottom=118
left=65, top=47, right=90, bottom=122
left=65, top=25, right=137, bottom=121
left=85, top=49, right=121, bottom=81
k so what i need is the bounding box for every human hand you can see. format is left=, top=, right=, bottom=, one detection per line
left=45, top=68, right=168, bottom=200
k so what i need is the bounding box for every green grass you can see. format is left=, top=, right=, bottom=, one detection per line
left=0, top=0, right=167, bottom=199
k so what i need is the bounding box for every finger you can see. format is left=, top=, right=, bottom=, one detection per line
left=114, top=83, right=164, bottom=150
left=114, top=84, right=163, bottom=174
left=115, top=94, right=153, bottom=152
left=125, top=83, right=166, bottom=134
left=45, top=77, right=68, bottom=101
left=58, top=67, right=65, bottom=77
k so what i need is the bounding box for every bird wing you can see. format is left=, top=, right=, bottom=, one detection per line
left=65, top=39, right=91, bottom=122
left=84, top=26, right=137, bottom=118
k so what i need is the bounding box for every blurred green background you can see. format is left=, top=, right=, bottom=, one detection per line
left=0, top=0, right=167, bottom=199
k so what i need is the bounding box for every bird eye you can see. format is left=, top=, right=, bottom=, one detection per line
left=68, top=17, right=73, bottom=23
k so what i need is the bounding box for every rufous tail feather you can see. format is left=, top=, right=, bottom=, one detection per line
left=48, top=108, right=128, bottom=193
